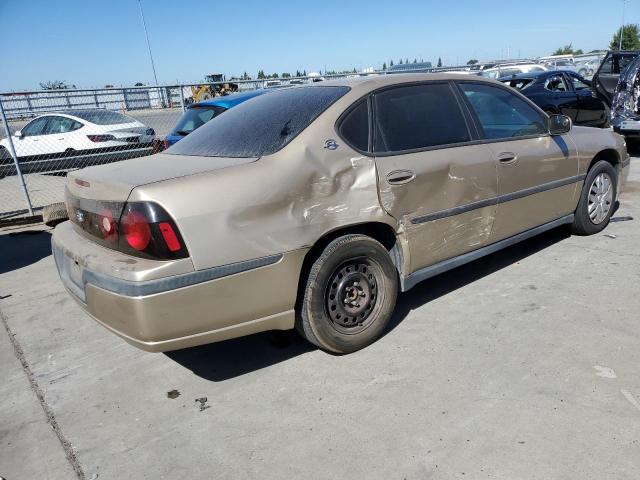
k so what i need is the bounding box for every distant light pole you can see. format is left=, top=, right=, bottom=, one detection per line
left=620, top=0, right=627, bottom=50
left=138, top=0, right=159, bottom=86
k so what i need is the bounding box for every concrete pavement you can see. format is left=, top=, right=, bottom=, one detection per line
left=1, top=162, right=639, bottom=480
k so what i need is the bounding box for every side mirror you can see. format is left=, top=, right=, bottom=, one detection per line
left=548, top=114, right=572, bottom=135
left=13, top=130, right=23, bottom=139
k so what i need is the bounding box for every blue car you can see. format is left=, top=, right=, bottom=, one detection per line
left=164, top=89, right=268, bottom=146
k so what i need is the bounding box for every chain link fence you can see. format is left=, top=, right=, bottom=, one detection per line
left=2, top=67, right=483, bottom=222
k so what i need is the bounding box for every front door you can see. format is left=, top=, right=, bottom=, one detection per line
left=372, top=82, right=498, bottom=273
left=456, top=81, right=579, bottom=242
left=566, top=73, right=606, bottom=126
left=14, top=116, right=50, bottom=157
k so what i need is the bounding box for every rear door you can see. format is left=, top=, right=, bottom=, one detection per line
left=593, top=51, right=638, bottom=105
left=371, top=82, right=498, bottom=273
left=543, top=73, right=579, bottom=120
left=456, top=81, right=579, bottom=242
left=43, top=116, right=84, bottom=154
left=566, top=72, right=606, bottom=125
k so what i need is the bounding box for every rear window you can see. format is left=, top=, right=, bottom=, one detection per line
left=166, top=86, right=349, bottom=158
left=172, top=106, right=224, bottom=136
left=71, top=110, right=135, bottom=125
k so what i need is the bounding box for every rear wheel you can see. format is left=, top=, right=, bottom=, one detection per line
left=297, top=235, right=398, bottom=353
left=571, top=160, right=617, bottom=235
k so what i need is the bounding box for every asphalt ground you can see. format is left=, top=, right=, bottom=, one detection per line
left=0, top=160, right=639, bottom=480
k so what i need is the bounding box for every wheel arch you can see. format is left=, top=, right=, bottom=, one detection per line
left=589, top=148, right=620, bottom=172
left=295, top=221, right=404, bottom=311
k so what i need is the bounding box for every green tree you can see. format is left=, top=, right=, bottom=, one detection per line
left=574, top=49, right=584, bottom=55
left=467, top=59, right=479, bottom=65
left=382, top=62, right=387, bottom=71
left=552, top=44, right=575, bottom=55
left=610, top=24, right=640, bottom=50
left=390, top=60, right=394, bottom=67
left=104, top=84, right=114, bottom=88
left=257, top=70, right=266, bottom=79
left=437, top=57, right=442, bottom=67
left=399, top=58, right=403, bottom=65
left=39, top=80, right=70, bottom=90
left=282, top=72, right=291, bottom=78
left=413, top=58, right=417, bottom=63
left=405, top=58, right=409, bottom=64
left=134, top=82, right=144, bottom=86
left=271, top=73, right=279, bottom=78
left=303, top=69, right=307, bottom=76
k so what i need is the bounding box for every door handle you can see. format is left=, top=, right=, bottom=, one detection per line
left=386, top=169, right=416, bottom=185
left=498, top=152, right=518, bottom=164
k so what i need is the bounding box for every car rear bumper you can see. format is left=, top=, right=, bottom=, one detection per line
left=52, top=222, right=307, bottom=352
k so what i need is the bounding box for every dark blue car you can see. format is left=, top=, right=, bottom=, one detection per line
left=164, top=89, right=268, bottom=146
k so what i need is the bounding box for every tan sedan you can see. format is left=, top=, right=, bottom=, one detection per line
left=53, top=74, right=630, bottom=354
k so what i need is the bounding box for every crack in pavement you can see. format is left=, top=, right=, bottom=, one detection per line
left=0, top=308, right=86, bottom=480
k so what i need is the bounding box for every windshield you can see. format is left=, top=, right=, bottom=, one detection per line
left=172, top=106, right=224, bottom=136
left=166, top=86, right=349, bottom=158
left=71, top=110, right=136, bottom=125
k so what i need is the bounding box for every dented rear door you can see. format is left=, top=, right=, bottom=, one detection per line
left=372, top=82, right=498, bottom=274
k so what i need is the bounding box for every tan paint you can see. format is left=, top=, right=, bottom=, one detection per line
left=53, top=73, right=629, bottom=352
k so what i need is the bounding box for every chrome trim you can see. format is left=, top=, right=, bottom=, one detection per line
left=412, top=175, right=585, bottom=225
left=52, top=239, right=283, bottom=298
left=401, top=214, right=574, bottom=291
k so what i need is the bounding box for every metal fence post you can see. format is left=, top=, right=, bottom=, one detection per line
left=0, top=97, right=34, bottom=216
left=179, top=85, right=186, bottom=112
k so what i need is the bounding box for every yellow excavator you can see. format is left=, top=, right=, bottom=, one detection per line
left=190, top=74, right=239, bottom=103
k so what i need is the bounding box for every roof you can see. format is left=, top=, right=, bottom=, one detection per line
left=193, top=89, right=267, bottom=108
left=498, top=70, right=575, bottom=81
left=315, top=72, right=499, bottom=92
left=387, top=61, right=433, bottom=72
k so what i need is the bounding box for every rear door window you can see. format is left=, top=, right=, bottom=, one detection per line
left=173, top=106, right=224, bottom=136
left=44, top=116, right=80, bottom=134
left=544, top=75, right=569, bottom=92
left=458, top=82, right=547, bottom=140
left=167, top=86, right=349, bottom=158
left=373, top=83, right=470, bottom=154
left=338, top=100, right=369, bottom=152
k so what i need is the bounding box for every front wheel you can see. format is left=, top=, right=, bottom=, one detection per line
left=297, top=234, right=398, bottom=353
left=571, top=160, right=617, bottom=235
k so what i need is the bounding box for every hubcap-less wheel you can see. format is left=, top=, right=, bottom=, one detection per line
left=326, top=258, right=380, bottom=334
left=588, top=172, right=613, bottom=224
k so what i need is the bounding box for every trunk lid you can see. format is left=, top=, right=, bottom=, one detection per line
left=66, top=152, right=258, bottom=201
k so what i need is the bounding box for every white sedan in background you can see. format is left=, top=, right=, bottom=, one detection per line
left=0, top=109, right=156, bottom=174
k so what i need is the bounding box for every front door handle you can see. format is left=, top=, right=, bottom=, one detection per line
left=498, top=152, right=518, bottom=164
left=386, top=169, right=416, bottom=185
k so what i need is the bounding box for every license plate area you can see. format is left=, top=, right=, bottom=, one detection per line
left=53, top=245, right=86, bottom=303
left=620, top=120, right=640, bottom=131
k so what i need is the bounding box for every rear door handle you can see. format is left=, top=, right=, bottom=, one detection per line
left=386, top=169, right=416, bottom=185
left=498, top=152, right=518, bottom=164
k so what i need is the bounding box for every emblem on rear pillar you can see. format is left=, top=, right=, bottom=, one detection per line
left=75, top=210, right=85, bottom=223
left=324, top=139, right=339, bottom=150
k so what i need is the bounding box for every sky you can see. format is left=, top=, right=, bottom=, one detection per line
left=0, top=0, right=636, bottom=91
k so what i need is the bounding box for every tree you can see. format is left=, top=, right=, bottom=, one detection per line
left=257, top=70, right=266, bottom=79
left=282, top=72, right=291, bottom=78
left=134, top=82, right=144, bottom=86
left=303, top=69, right=307, bottom=76
left=413, top=58, right=417, bottom=63
left=610, top=24, right=640, bottom=51
left=467, top=59, right=479, bottom=65
left=390, top=60, right=394, bottom=67
left=574, top=49, right=584, bottom=55
left=271, top=73, right=278, bottom=78
left=39, top=80, right=70, bottom=90
left=405, top=58, right=409, bottom=64
left=104, top=84, right=114, bottom=88
left=399, top=59, right=403, bottom=65
left=552, top=44, right=575, bottom=55
left=382, top=62, right=387, bottom=71
left=437, top=57, right=442, bottom=67
left=242, top=72, right=251, bottom=80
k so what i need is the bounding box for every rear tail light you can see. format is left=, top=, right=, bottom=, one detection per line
left=87, top=134, right=116, bottom=142
left=66, top=189, right=188, bottom=260
left=163, top=138, right=169, bottom=150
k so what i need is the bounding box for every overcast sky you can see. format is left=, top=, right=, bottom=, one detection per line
left=0, top=0, right=634, bottom=90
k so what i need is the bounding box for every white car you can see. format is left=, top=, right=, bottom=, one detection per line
left=0, top=109, right=155, bottom=174
left=480, top=63, right=548, bottom=79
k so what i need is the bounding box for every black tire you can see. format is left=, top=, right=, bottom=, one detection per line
left=42, top=202, right=69, bottom=227
left=571, top=160, right=617, bottom=235
left=296, top=234, right=398, bottom=354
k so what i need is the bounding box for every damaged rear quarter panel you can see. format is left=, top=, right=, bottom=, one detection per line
left=130, top=97, right=394, bottom=271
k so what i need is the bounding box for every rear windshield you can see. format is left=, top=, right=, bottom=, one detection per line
left=71, top=110, right=135, bottom=125
left=172, top=106, right=224, bottom=136
left=166, top=86, right=349, bottom=158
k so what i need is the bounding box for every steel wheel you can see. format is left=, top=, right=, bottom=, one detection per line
left=325, top=257, right=383, bottom=335
left=588, top=172, right=613, bottom=225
